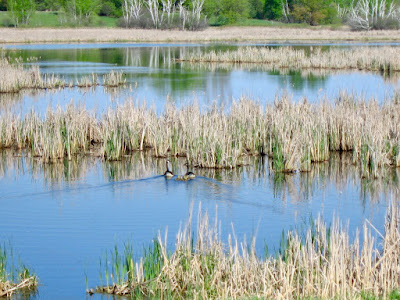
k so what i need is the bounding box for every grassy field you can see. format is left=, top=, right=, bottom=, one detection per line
left=92, top=203, right=400, bottom=299
left=0, top=11, right=338, bottom=29
left=0, top=11, right=117, bottom=28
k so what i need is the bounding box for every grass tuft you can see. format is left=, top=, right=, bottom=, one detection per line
left=0, top=243, right=37, bottom=298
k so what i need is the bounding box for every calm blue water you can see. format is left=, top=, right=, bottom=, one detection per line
left=0, top=43, right=399, bottom=299
left=0, top=151, right=397, bottom=299
left=1, top=43, right=399, bottom=115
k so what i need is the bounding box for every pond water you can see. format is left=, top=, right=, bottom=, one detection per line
left=0, top=150, right=398, bottom=299
left=1, top=43, right=399, bottom=114
left=0, top=43, right=400, bottom=299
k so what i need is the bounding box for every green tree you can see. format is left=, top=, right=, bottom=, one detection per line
left=204, top=0, right=249, bottom=24
left=59, top=0, right=101, bottom=25
left=34, top=0, right=61, bottom=11
left=7, top=0, right=35, bottom=25
left=0, top=0, right=8, bottom=10
left=291, top=0, right=337, bottom=25
left=264, top=0, right=283, bottom=20
left=249, top=0, right=265, bottom=19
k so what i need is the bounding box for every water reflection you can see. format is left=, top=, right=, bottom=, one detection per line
left=1, top=149, right=399, bottom=207
left=1, top=44, right=399, bottom=114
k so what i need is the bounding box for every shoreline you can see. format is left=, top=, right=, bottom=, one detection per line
left=1, top=27, right=400, bottom=44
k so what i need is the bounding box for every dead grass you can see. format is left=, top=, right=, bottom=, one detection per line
left=1, top=93, right=400, bottom=177
left=0, top=56, right=126, bottom=93
left=178, top=46, right=400, bottom=72
left=0, top=277, right=37, bottom=298
left=1, top=27, right=400, bottom=43
left=0, top=57, right=64, bottom=93
left=94, top=202, right=400, bottom=299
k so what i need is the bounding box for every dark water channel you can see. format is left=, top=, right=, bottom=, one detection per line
left=0, top=43, right=399, bottom=299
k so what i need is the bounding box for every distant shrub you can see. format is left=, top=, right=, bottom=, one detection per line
left=2, top=16, right=15, bottom=26
left=291, top=0, right=338, bottom=25
left=99, top=1, right=119, bottom=17
left=7, top=0, right=35, bottom=26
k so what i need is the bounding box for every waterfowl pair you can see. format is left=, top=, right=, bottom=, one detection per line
left=163, top=159, right=196, bottom=180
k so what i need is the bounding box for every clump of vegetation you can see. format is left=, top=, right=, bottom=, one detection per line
left=119, top=0, right=207, bottom=30
left=102, top=70, right=126, bottom=87
left=178, top=46, right=400, bottom=73
left=1, top=93, right=400, bottom=177
left=0, top=57, right=65, bottom=93
left=92, top=203, right=400, bottom=299
left=0, top=243, right=37, bottom=298
left=0, top=55, right=126, bottom=92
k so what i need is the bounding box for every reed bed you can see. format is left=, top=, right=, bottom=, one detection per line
left=1, top=93, right=400, bottom=177
left=1, top=27, right=400, bottom=43
left=178, top=46, right=400, bottom=73
left=179, top=61, right=400, bottom=83
left=94, top=202, right=400, bottom=299
left=0, top=56, right=126, bottom=93
left=0, top=244, right=37, bottom=298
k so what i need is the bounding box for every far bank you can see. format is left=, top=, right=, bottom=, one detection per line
left=1, top=27, right=400, bottom=44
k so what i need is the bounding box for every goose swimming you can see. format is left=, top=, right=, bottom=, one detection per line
left=164, top=160, right=174, bottom=178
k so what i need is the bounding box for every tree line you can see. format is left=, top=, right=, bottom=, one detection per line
left=1, top=0, right=400, bottom=29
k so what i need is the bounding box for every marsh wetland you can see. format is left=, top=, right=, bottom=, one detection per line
left=1, top=43, right=400, bottom=299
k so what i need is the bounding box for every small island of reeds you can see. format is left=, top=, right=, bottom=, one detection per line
left=92, top=203, right=400, bottom=299
left=0, top=56, right=126, bottom=93
left=177, top=46, right=400, bottom=74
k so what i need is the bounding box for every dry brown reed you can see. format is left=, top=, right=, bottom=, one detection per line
left=96, top=202, right=400, bottom=299
left=0, top=57, right=65, bottom=93
left=179, top=61, right=400, bottom=83
left=0, top=56, right=126, bottom=93
left=1, top=93, right=400, bottom=177
left=103, top=71, right=126, bottom=87
left=0, top=276, right=36, bottom=298
left=1, top=27, right=400, bottom=43
left=178, top=46, right=400, bottom=73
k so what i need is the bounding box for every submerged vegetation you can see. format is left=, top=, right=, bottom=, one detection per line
left=93, top=203, right=400, bottom=299
left=178, top=46, right=400, bottom=73
left=0, top=56, right=126, bottom=93
left=0, top=243, right=37, bottom=298
left=1, top=93, right=400, bottom=177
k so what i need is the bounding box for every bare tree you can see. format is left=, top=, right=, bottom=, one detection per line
left=178, top=0, right=187, bottom=29
left=336, top=2, right=350, bottom=20
left=281, top=0, right=291, bottom=23
left=122, top=0, right=143, bottom=25
left=146, top=0, right=164, bottom=28
left=348, top=0, right=398, bottom=30
left=178, top=0, right=205, bottom=30
left=191, top=0, right=205, bottom=28
left=161, top=0, right=174, bottom=26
